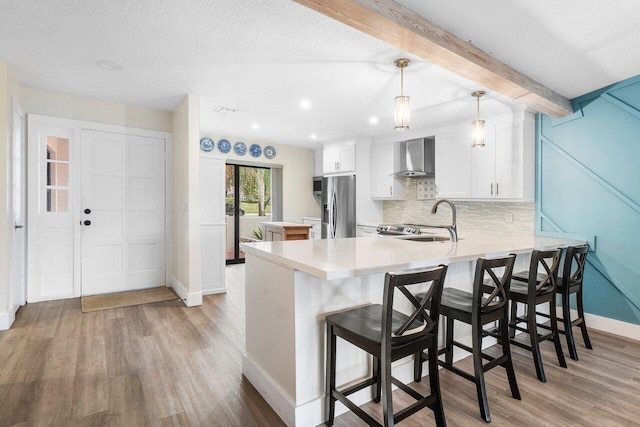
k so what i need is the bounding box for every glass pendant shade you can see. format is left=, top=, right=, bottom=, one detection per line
left=471, top=119, right=485, bottom=147
left=394, top=95, right=410, bottom=131
left=471, top=90, right=486, bottom=147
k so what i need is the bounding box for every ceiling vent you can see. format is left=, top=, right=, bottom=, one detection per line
left=215, top=106, right=239, bottom=115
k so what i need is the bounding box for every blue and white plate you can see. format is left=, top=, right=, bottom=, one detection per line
left=234, top=141, right=247, bottom=156
left=218, top=139, right=231, bottom=153
left=249, top=144, right=262, bottom=158
left=264, top=145, right=276, bottom=159
left=200, top=137, right=214, bottom=152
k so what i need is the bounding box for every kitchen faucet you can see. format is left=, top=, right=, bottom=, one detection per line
left=429, top=199, right=458, bottom=242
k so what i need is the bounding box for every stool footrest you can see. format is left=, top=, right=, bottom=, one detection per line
left=332, top=389, right=380, bottom=426
left=339, top=377, right=377, bottom=397
left=438, top=360, right=477, bottom=383
left=483, top=355, right=508, bottom=372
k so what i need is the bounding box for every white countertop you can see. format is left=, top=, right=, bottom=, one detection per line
left=241, top=234, right=584, bottom=280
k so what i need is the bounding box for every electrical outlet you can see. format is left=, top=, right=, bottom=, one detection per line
left=505, top=212, right=513, bottom=223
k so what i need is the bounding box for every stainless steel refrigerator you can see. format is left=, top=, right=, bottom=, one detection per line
left=321, top=175, right=356, bottom=239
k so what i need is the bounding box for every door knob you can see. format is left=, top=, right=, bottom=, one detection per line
left=14, top=224, right=24, bottom=229
left=83, top=220, right=91, bottom=226
left=84, top=208, right=91, bottom=214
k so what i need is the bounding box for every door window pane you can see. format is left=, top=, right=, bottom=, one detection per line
left=46, top=162, right=69, bottom=186
left=47, top=137, right=69, bottom=161
left=47, top=189, right=69, bottom=212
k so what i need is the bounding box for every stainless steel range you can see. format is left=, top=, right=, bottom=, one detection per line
left=376, top=224, right=422, bottom=236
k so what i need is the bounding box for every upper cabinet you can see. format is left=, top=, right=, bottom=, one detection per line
left=434, top=130, right=472, bottom=199
left=370, top=143, right=405, bottom=199
left=323, top=141, right=356, bottom=174
left=435, top=112, right=534, bottom=201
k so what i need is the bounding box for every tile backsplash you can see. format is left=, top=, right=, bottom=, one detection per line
left=383, top=178, right=535, bottom=236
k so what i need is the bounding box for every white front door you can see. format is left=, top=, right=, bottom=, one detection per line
left=80, top=130, right=165, bottom=296
left=11, top=105, right=26, bottom=310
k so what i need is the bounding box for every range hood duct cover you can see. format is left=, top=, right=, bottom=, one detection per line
left=393, top=137, right=435, bottom=177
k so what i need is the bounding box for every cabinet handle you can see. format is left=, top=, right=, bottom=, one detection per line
left=389, top=185, right=392, bottom=196
left=496, top=182, right=499, bottom=196
left=490, top=183, right=493, bottom=195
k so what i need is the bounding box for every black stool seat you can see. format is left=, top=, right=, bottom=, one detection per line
left=439, top=288, right=504, bottom=314
left=512, top=271, right=547, bottom=282
left=326, top=304, right=432, bottom=351
left=485, top=278, right=553, bottom=299
left=324, top=266, right=448, bottom=427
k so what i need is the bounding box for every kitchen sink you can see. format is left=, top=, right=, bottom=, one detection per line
left=402, top=235, right=452, bottom=242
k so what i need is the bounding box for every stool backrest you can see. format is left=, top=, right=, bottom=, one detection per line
left=528, top=248, right=562, bottom=293
left=382, top=265, right=448, bottom=344
left=474, top=254, right=516, bottom=314
left=562, top=244, right=589, bottom=288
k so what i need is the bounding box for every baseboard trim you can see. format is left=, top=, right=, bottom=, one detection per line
left=169, top=276, right=202, bottom=307
left=202, top=287, right=227, bottom=296
left=0, top=310, right=16, bottom=331
left=557, top=308, right=640, bottom=341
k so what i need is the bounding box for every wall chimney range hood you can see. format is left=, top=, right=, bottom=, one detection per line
left=393, top=137, right=435, bottom=177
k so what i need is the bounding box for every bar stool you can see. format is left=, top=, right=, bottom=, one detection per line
left=513, top=244, right=592, bottom=361
left=414, top=255, right=520, bottom=423
left=325, top=265, right=448, bottom=427
left=502, top=249, right=566, bottom=382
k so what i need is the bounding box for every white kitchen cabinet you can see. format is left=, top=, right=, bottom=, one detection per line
left=471, top=122, right=523, bottom=199
left=357, top=225, right=378, bottom=237
left=323, top=141, right=356, bottom=174
left=302, top=217, right=321, bottom=239
left=435, top=112, right=533, bottom=200
left=434, top=130, right=472, bottom=198
left=370, top=143, right=405, bottom=199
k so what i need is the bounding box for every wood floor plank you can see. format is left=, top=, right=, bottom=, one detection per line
left=1, top=264, right=639, bottom=426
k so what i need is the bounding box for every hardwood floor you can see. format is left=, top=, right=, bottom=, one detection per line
left=1, top=264, right=639, bottom=426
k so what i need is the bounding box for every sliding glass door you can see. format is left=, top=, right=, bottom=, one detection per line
left=225, top=164, right=271, bottom=264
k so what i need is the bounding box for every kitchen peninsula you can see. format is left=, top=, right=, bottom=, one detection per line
left=240, top=234, right=584, bottom=427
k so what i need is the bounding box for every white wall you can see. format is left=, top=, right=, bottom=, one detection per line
left=200, top=133, right=321, bottom=222
left=22, top=87, right=172, bottom=133
left=0, top=62, right=22, bottom=329
left=171, top=95, right=202, bottom=306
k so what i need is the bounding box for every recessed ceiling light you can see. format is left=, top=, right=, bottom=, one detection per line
left=96, top=60, right=123, bottom=71
left=215, top=106, right=239, bottom=115
left=369, top=117, right=379, bottom=124
left=251, top=123, right=260, bottom=129
left=310, top=134, right=317, bottom=139
left=300, top=100, right=311, bottom=109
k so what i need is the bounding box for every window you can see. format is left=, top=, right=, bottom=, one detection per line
left=46, top=136, right=70, bottom=212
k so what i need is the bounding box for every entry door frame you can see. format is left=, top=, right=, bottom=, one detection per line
left=27, top=114, right=172, bottom=302
left=10, top=98, right=26, bottom=312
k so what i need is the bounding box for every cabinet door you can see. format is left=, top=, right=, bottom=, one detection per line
left=338, top=143, right=356, bottom=172
left=471, top=125, right=496, bottom=198
left=357, top=226, right=378, bottom=237
left=370, top=144, right=394, bottom=198
left=435, top=131, right=472, bottom=198
left=495, top=122, right=523, bottom=199
left=322, top=147, right=339, bottom=173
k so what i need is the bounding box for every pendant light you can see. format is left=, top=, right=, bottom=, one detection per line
left=471, top=91, right=486, bottom=147
left=394, top=58, right=410, bottom=131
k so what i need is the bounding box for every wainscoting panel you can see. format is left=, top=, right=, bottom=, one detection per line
left=536, top=74, right=640, bottom=325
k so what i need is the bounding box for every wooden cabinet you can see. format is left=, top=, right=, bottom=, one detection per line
left=434, top=130, right=472, bottom=199
left=370, top=143, right=405, bottom=199
left=323, top=141, right=356, bottom=174
left=263, top=222, right=312, bottom=241
left=302, top=217, right=321, bottom=239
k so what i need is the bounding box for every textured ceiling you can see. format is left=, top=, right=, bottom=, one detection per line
left=1, top=1, right=638, bottom=147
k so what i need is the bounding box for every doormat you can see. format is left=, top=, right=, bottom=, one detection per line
left=81, top=286, right=179, bottom=313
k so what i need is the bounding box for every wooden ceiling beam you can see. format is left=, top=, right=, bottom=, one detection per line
left=292, top=0, right=573, bottom=117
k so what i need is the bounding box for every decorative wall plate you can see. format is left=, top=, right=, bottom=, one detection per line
left=200, top=137, right=214, bottom=152
left=249, top=144, right=262, bottom=157
left=234, top=141, right=247, bottom=156
left=218, top=139, right=231, bottom=153
left=264, top=145, right=276, bottom=159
